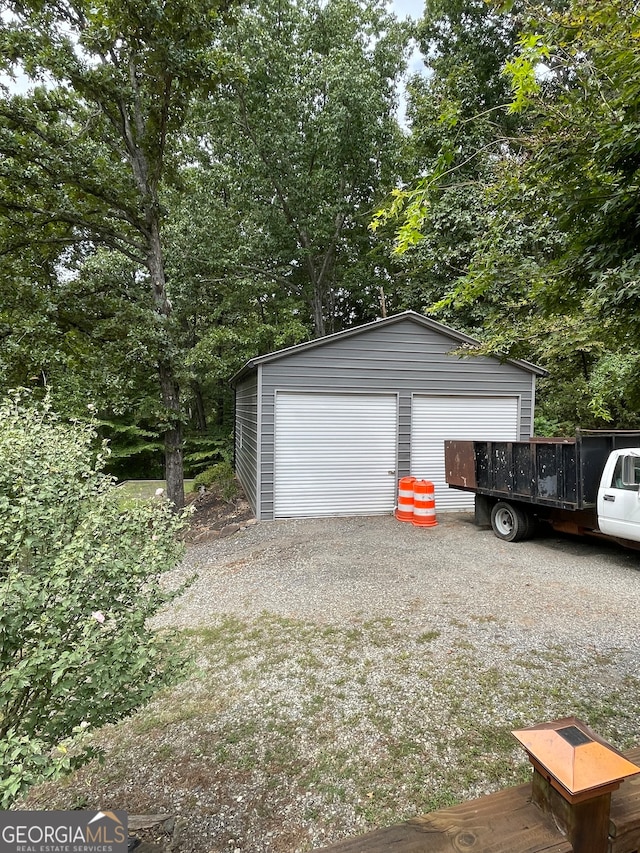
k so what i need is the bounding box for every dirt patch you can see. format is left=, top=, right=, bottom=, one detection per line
left=184, top=487, right=256, bottom=544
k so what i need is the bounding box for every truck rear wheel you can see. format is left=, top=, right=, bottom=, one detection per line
left=490, top=501, right=532, bottom=542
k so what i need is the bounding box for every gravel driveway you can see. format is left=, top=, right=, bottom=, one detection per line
left=165, top=511, right=640, bottom=656
left=30, top=512, right=640, bottom=853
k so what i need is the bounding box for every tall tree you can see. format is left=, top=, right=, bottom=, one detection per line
left=439, top=0, right=640, bottom=426
left=376, top=0, right=640, bottom=429
left=0, top=0, right=235, bottom=507
left=202, top=0, right=409, bottom=337
left=500, top=0, right=640, bottom=328
left=161, top=162, right=310, bottom=458
left=370, top=0, right=528, bottom=330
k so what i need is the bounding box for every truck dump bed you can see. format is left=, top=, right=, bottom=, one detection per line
left=445, top=431, right=640, bottom=510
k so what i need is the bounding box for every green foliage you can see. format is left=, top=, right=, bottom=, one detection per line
left=192, top=461, right=238, bottom=503
left=183, top=433, right=232, bottom=474
left=372, top=0, right=528, bottom=327
left=586, top=352, right=640, bottom=427
left=481, top=0, right=640, bottom=425
left=0, top=0, right=242, bottom=507
left=533, top=413, right=566, bottom=438
left=503, top=33, right=549, bottom=113
left=0, top=0, right=409, bottom=489
left=379, top=0, right=640, bottom=431
left=501, top=0, right=640, bottom=317
left=0, top=393, right=192, bottom=807
left=0, top=247, right=173, bottom=480
left=197, top=0, right=410, bottom=336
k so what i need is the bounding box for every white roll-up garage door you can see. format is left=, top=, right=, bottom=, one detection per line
left=412, top=396, right=519, bottom=511
left=274, top=392, right=398, bottom=518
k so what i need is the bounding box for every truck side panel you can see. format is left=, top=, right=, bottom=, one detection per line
left=532, top=441, right=578, bottom=505
left=445, top=432, right=640, bottom=512
left=445, top=438, right=580, bottom=509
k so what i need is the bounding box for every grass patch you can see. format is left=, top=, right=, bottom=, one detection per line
left=20, top=613, right=640, bottom=852
left=417, top=629, right=441, bottom=643
left=117, top=479, right=196, bottom=500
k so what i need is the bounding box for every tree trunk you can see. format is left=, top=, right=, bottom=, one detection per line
left=159, top=361, right=184, bottom=510
left=191, top=381, right=207, bottom=432
left=311, top=289, right=325, bottom=338
left=147, top=218, right=185, bottom=509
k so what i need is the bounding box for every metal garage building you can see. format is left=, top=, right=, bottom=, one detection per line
left=231, top=311, right=545, bottom=521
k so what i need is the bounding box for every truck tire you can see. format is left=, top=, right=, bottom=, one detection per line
left=490, top=501, right=533, bottom=542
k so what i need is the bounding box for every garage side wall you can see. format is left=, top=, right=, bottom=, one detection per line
left=257, top=319, right=535, bottom=520
left=234, top=370, right=259, bottom=515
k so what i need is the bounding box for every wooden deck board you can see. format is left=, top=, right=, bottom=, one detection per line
left=609, top=747, right=640, bottom=852
left=315, top=783, right=571, bottom=852
left=313, top=747, right=640, bottom=853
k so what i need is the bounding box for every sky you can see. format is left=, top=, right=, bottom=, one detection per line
left=387, top=0, right=427, bottom=126
left=391, top=0, right=425, bottom=21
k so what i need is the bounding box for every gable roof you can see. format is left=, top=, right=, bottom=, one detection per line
left=230, top=310, right=547, bottom=385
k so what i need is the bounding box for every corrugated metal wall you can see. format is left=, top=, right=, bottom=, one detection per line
left=274, top=391, right=398, bottom=517
left=411, top=395, right=519, bottom=510
left=234, top=370, right=259, bottom=515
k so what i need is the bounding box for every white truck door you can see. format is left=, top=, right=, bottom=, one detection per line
left=597, top=450, right=640, bottom=542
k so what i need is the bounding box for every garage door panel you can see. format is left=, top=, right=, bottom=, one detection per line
left=412, top=396, right=519, bottom=511
left=275, top=393, right=397, bottom=518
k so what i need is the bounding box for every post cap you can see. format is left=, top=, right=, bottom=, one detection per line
left=512, top=717, right=640, bottom=804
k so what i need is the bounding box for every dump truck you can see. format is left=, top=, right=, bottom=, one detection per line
left=444, top=431, right=640, bottom=547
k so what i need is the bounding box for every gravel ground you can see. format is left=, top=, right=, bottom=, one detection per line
left=164, top=511, right=640, bottom=655
left=25, top=512, right=640, bottom=853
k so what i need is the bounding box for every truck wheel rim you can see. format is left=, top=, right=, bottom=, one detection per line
left=495, top=508, right=513, bottom=535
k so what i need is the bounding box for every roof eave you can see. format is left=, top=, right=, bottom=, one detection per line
left=229, top=310, right=547, bottom=384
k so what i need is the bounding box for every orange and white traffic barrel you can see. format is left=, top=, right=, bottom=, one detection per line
left=395, top=476, right=416, bottom=522
left=412, top=479, right=438, bottom=527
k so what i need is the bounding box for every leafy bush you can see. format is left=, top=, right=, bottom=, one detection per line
left=183, top=430, right=234, bottom=476
left=533, top=414, right=565, bottom=437
left=587, top=352, right=640, bottom=428
left=0, top=393, right=192, bottom=807
left=192, top=461, right=238, bottom=502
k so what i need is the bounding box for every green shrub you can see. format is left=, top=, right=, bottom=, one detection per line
left=0, top=392, right=192, bottom=807
left=183, top=430, right=234, bottom=475
left=192, top=460, right=239, bottom=502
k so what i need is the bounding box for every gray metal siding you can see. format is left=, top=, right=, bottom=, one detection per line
left=398, top=394, right=412, bottom=479
left=252, top=319, right=536, bottom=520
left=234, top=371, right=259, bottom=515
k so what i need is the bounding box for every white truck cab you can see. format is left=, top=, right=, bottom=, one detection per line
left=597, top=449, right=640, bottom=543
